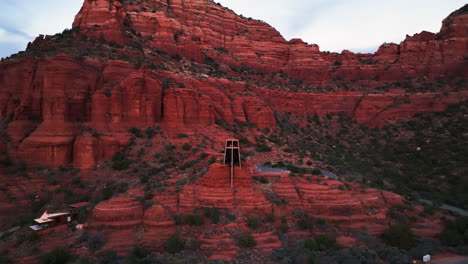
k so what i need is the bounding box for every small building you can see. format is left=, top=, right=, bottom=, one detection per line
left=29, top=202, right=91, bottom=231
left=29, top=211, right=72, bottom=231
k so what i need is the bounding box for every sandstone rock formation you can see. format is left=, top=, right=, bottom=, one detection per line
left=73, top=0, right=468, bottom=82
left=1, top=1, right=467, bottom=169
left=179, top=164, right=272, bottom=213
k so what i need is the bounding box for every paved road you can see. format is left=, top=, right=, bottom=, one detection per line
left=419, top=199, right=468, bottom=217
left=320, top=169, right=338, bottom=180
left=431, top=256, right=468, bottom=264
left=255, top=165, right=339, bottom=181
left=255, top=164, right=289, bottom=173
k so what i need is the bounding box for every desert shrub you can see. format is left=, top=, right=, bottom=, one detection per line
left=145, top=127, right=156, bottom=139
left=298, top=218, right=314, bottom=230
left=226, top=212, right=237, bottom=222
left=253, top=176, right=268, bottom=184
left=182, top=143, right=192, bottom=151
left=41, top=248, right=71, bottom=264
left=179, top=160, right=199, bottom=170
left=164, top=235, right=184, bottom=254
left=102, top=185, right=116, bottom=200
left=87, top=234, right=104, bottom=252
left=177, top=133, right=188, bottom=138
left=204, top=207, right=220, bottom=224
left=126, top=246, right=150, bottom=263
left=378, top=247, right=411, bottom=264
left=103, top=88, right=111, bottom=97
left=129, top=127, right=143, bottom=138
left=100, top=250, right=121, bottom=264
left=184, top=214, right=204, bottom=226
left=315, top=217, right=328, bottom=227
left=311, top=168, right=322, bottom=175
left=247, top=216, right=260, bottom=229
left=382, top=223, right=417, bottom=249
left=238, top=234, right=256, bottom=248
left=440, top=216, right=468, bottom=246
left=112, top=152, right=131, bottom=170
left=255, top=143, right=272, bottom=152
left=314, top=234, right=339, bottom=251
left=304, top=238, right=318, bottom=250
left=279, top=223, right=289, bottom=233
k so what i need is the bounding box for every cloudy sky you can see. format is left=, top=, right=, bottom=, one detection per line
left=0, top=0, right=465, bottom=58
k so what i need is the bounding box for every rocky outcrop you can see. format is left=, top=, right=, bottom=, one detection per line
left=141, top=205, right=177, bottom=251
left=0, top=1, right=467, bottom=169
left=265, top=90, right=468, bottom=127
left=273, top=177, right=404, bottom=234
left=179, top=164, right=272, bottom=213
left=73, top=0, right=468, bottom=82
left=91, top=197, right=143, bottom=229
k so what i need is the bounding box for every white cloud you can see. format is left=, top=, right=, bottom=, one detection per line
left=0, top=0, right=83, bottom=58
left=217, top=0, right=466, bottom=52
left=0, top=0, right=465, bottom=58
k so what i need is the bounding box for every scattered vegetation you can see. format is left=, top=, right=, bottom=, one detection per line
left=112, top=152, right=131, bottom=170
left=238, top=234, right=256, bottom=248
left=440, top=216, right=468, bottom=247
left=381, top=223, right=417, bottom=249
left=41, top=248, right=71, bottom=264
left=164, top=235, right=185, bottom=254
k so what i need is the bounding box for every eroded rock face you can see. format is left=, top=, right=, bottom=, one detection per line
left=74, top=0, right=468, bottom=82
left=179, top=164, right=272, bottom=213
left=91, top=197, right=143, bottom=229
left=1, top=1, right=467, bottom=169
left=273, top=177, right=404, bottom=234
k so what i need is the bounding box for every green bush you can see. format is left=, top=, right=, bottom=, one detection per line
left=129, top=127, right=143, bottom=138
left=311, top=168, right=321, bottom=175
left=279, top=223, right=289, bottom=233
left=103, top=88, right=112, bottom=97
left=247, top=216, right=260, bottom=229
left=182, top=143, right=192, bottom=151
left=145, top=127, right=156, bottom=139
left=381, top=223, right=417, bottom=249
left=255, top=143, right=272, bottom=152
left=204, top=207, right=220, bottom=224
left=440, top=216, right=468, bottom=246
left=164, top=235, right=185, bottom=254
left=41, top=248, right=71, bottom=264
left=253, top=176, right=269, bottom=184
left=184, top=214, right=204, bottom=226
left=126, top=246, right=150, bottom=263
left=298, top=218, right=314, bottom=230
left=112, top=152, right=131, bottom=170
left=238, top=234, right=256, bottom=248
left=304, top=238, right=318, bottom=250
left=100, top=250, right=120, bottom=264
left=314, top=234, right=339, bottom=250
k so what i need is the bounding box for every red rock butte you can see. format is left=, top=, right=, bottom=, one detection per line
left=0, top=0, right=467, bottom=169
left=179, top=163, right=272, bottom=213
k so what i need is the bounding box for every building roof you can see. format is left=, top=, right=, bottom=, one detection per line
left=69, top=202, right=91, bottom=208
left=34, top=211, right=70, bottom=224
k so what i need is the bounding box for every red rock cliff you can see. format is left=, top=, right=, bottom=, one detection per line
left=73, top=0, right=468, bottom=82
left=0, top=1, right=467, bottom=169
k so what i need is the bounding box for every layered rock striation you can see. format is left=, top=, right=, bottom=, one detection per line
left=179, top=164, right=272, bottom=213
left=0, top=0, right=467, bottom=169
left=73, top=0, right=468, bottom=82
